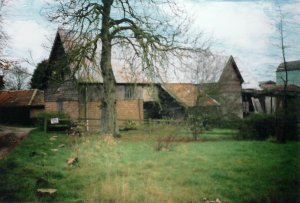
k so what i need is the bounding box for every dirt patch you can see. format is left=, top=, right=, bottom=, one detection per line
left=0, top=125, right=34, bottom=160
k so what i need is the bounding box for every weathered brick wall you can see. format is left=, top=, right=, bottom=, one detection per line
left=45, top=102, right=57, bottom=112
left=116, top=99, right=143, bottom=122
left=63, top=101, right=79, bottom=119
left=46, top=99, right=144, bottom=131
left=82, top=101, right=101, bottom=131
left=78, top=100, right=143, bottom=131
left=45, top=101, right=79, bottom=119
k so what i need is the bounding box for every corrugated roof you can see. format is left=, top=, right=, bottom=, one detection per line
left=0, top=89, right=44, bottom=107
left=268, top=84, right=300, bottom=93
left=234, top=57, right=260, bottom=90
left=161, top=83, right=220, bottom=108
left=277, top=60, right=300, bottom=72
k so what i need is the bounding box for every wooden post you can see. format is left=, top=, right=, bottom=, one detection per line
left=138, top=99, right=142, bottom=124
left=149, top=118, right=152, bottom=135
left=43, top=115, right=48, bottom=133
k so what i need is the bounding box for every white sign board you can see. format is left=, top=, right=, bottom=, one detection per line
left=50, top=118, right=59, bottom=124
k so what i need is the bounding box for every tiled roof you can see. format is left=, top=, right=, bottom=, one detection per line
left=277, top=60, right=300, bottom=72
left=0, top=89, right=44, bottom=107
left=161, top=83, right=220, bottom=108
left=55, top=28, right=241, bottom=85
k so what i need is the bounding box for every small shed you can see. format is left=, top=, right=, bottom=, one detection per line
left=0, top=89, right=44, bottom=125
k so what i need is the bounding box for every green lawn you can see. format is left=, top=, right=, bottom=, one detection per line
left=0, top=126, right=299, bottom=203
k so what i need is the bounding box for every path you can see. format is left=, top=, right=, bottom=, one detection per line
left=0, top=125, right=34, bottom=160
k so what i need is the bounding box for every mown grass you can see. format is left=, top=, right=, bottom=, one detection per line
left=0, top=125, right=299, bottom=203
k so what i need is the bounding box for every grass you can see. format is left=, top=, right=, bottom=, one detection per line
left=0, top=125, right=299, bottom=202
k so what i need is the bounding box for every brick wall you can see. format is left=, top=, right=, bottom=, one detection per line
left=46, top=99, right=144, bottom=131
left=63, top=101, right=79, bottom=119
left=45, top=101, right=79, bottom=119
left=116, top=99, right=143, bottom=122
left=79, top=101, right=102, bottom=131
left=45, top=102, right=57, bottom=112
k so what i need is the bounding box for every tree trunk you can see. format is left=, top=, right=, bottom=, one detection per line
left=276, top=14, right=288, bottom=143
left=100, top=0, right=119, bottom=136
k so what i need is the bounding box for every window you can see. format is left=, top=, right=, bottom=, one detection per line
left=125, top=86, right=135, bottom=99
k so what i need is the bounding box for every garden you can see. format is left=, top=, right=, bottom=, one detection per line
left=0, top=122, right=299, bottom=203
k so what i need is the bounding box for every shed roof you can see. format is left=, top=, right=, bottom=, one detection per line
left=161, top=83, right=220, bottom=108
left=0, top=89, right=44, bottom=107
left=267, top=84, right=300, bottom=93
left=276, top=60, right=300, bottom=72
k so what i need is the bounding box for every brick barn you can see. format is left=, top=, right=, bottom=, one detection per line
left=45, top=28, right=245, bottom=131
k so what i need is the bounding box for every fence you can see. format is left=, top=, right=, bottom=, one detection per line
left=76, top=118, right=185, bottom=132
left=43, top=115, right=186, bottom=133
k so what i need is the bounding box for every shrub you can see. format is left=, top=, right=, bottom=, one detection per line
left=237, top=113, right=276, bottom=140
left=274, top=112, right=298, bottom=140
left=186, top=106, right=221, bottom=140
left=67, top=120, right=84, bottom=136
left=121, top=120, right=137, bottom=131
left=36, top=112, right=71, bottom=131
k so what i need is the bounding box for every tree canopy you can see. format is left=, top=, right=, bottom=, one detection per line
left=30, top=60, right=50, bottom=90
left=49, top=0, right=209, bottom=135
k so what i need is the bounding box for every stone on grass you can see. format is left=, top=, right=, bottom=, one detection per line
left=67, top=157, right=78, bottom=166
left=37, top=188, right=57, bottom=195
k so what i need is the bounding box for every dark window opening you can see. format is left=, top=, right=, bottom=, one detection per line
left=125, top=86, right=135, bottom=99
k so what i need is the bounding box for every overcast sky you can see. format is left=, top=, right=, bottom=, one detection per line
left=2, top=0, right=300, bottom=81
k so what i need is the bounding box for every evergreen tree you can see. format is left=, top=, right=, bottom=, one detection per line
left=30, top=60, right=50, bottom=90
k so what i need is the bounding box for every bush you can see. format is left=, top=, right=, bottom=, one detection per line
left=237, top=113, right=276, bottom=140
left=121, top=120, right=137, bottom=131
left=36, top=112, right=71, bottom=131
left=274, top=112, right=298, bottom=140
left=206, top=117, right=242, bottom=129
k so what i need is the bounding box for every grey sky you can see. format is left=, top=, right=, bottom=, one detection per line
left=2, top=0, right=300, bottom=81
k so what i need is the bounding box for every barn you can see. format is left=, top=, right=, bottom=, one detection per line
left=44, top=28, right=245, bottom=131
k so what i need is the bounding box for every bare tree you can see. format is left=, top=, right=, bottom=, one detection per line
left=48, top=0, right=209, bottom=136
left=272, top=2, right=300, bottom=142
left=4, top=65, right=30, bottom=90
left=275, top=5, right=287, bottom=143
